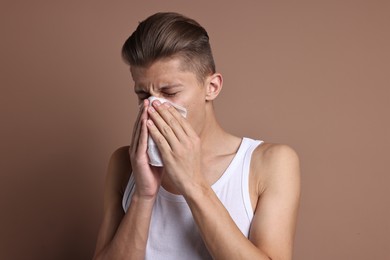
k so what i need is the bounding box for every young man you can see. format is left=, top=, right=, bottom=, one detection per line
left=93, top=12, right=300, bottom=260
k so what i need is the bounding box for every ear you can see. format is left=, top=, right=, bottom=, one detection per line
left=205, top=73, right=223, bottom=101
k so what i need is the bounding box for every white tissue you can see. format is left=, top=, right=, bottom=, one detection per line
left=147, top=96, right=187, bottom=167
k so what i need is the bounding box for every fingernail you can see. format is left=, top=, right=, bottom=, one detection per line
left=148, top=106, right=156, bottom=113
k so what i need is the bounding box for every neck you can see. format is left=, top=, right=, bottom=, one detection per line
left=197, top=103, right=240, bottom=157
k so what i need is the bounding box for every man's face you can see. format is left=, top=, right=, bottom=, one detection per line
left=130, top=57, right=208, bottom=133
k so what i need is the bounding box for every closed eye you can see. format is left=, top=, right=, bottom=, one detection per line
left=135, top=90, right=150, bottom=100
left=160, top=85, right=182, bottom=98
left=162, top=92, right=178, bottom=97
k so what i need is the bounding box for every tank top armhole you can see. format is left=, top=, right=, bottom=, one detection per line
left=241, top=140, right=264, bottom=221
left=122, top=173, right=135, bottom=212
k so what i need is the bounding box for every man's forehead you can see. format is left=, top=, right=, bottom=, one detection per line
left=130, top=61, right=197, bottom=85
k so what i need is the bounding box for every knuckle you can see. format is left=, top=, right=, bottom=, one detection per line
left=168, top=118, right=177, bottom=126
left=182, top=137, right=199, bottom=151
left=161, top=125, right=172, bottom=135
left=192, top=136, right=200, bottom=146
left=167, top=105, right=175, bottom=113
left=156, top=136, right=166, bottom=145
left=181, top=139, right=190, bottom=147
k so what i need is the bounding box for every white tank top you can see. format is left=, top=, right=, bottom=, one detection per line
left=122, top=137, right=264, bottom=259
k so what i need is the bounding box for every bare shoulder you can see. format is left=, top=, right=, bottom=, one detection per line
left=251, top=142, right=300, bottom=193
left=94, top=146, right=132, bottom=257
left=105, top=146, right=132, bottom=198
left=109, top=145, right=131, bottom=167
left=111, top=145, right=131, bottom=157
left=249, top=143, right=301, bottom=259
left=254, top=142, right=299, bottom=166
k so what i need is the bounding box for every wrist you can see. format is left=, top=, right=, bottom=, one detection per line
left=132, top=190, right=158, bottom=204
left=182, top=179, right=212, bottom=202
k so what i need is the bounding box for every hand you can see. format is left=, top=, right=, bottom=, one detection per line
left=146, top=100, right=205, bottom=195
left=129, top=99, right=163, bottom=199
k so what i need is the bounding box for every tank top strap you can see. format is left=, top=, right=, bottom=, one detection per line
left=241, top=138, right=264, bottom=220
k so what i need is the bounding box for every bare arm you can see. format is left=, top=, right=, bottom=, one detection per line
left=185, top=144, right=300, bottom=260
left=92, top=147, right=156, bottom=260
left=249, top=144, right=301, bottom=259
left=93, top=146, right=128, bottom=258
left=94, top=99, right=163, bottom=259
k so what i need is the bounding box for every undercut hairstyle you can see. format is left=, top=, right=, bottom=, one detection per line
left=121, top=12, right=216, bottom=83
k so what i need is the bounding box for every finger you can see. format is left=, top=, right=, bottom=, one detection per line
left=146, top=119, right=172, bottom=157
left=130, top=104, right=144, bottom=153
left=160, top=101, right=198, bottom=139
left=137, top=118, right=149, bottom=154
left=130, top=108, right=142, bottom=145
left=154, top=102, right=189, bottom=142
left=131, top=99, right=149, bottom=154
left=148, top=102, right=181, bottom=148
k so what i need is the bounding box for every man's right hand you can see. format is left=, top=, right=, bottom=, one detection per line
left=129, top=99, right=163, bottom=199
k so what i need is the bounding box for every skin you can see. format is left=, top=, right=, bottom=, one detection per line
left=93, top=57, right=301, bottom=260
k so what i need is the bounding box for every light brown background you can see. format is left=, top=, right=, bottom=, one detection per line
left=1, top=1, right=389, bottom=259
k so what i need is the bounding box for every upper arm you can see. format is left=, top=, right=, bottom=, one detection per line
left=94, top=146, right=132, bottom=257
left=249, top=144, right=301, bottom=260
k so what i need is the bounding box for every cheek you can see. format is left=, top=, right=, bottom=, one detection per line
left=185, top=101, right=206, bottom=125
left=177, top=88, right=206, bottom=124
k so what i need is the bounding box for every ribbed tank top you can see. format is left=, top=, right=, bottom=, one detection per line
left=122, top=137, right=264, bottom=259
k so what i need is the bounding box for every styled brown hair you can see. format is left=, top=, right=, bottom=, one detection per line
left=121, top=12, right=216, bottom=82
